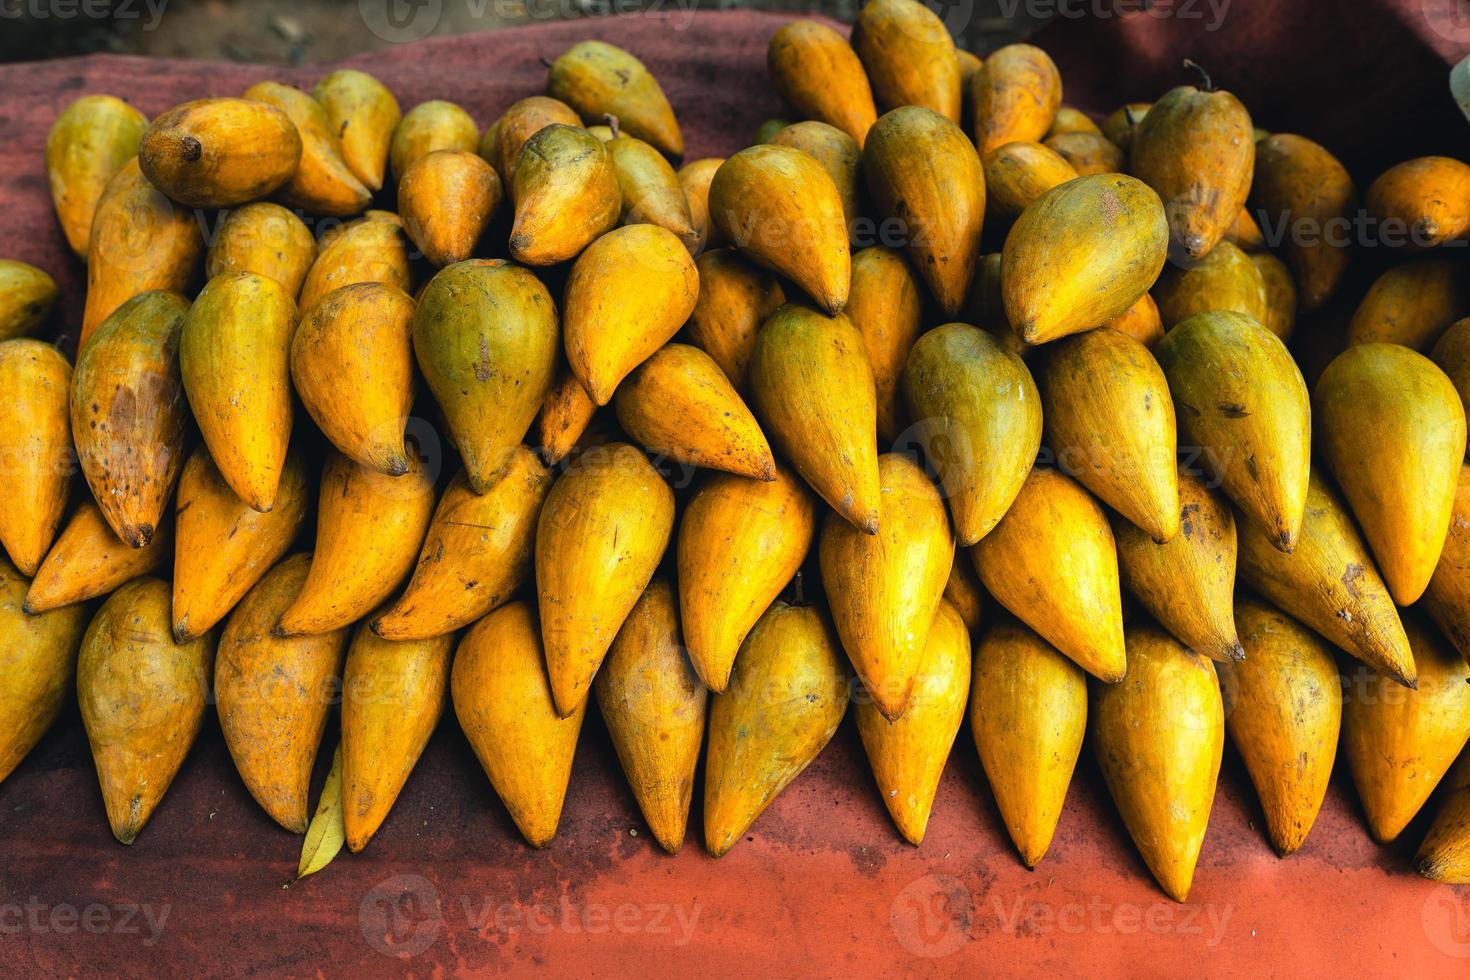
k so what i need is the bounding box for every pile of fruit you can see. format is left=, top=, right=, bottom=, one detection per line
left=4, top=0, right=1470, bottom=900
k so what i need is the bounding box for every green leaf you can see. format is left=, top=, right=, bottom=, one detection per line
left=294, top=745, right=345, bottom=882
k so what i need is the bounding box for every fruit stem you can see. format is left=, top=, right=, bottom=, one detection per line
left=603, top=114, right=621, bottom=138
left=1183, top=58, right=1214, bottom=92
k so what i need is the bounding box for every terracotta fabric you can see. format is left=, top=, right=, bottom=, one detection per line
left=1033, top=0, right=1470, bottom=174
left=1, top=9, right=1468, bottom=975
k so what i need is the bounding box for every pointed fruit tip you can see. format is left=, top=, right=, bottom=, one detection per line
left=124, top=524, right=153, bottom=548
left=20, top=599, right=38, bottom=616
left=386, top=454, right=410, bottom=477
left=1227, top=641, right=1246, bottom=662
left=171, top=619, right=192, bottom=645
left=1272, top=836, right=1304, bottom=859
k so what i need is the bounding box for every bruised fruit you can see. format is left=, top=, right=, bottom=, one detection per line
left=982, top=141, right=1078, bottom=222
left=851, top=0, right=962, bottom=122
left=1105, top=292, right=1165, bottom=348
left=971, top=44, right=1062, bottom=155
left=83, top=160, right=203, bottom=345
left=1251, top=251, right=1297, bottom=341
left=1345, top=259, right=1466, bottom=351
left=607, top=134, right=698, bottom=251
left=313, top=69, right=401, bottom=192
left=180, top=271, right=298, bottom=511
left=1044, top=131, right=1123, bottom=176
left=972, top=468, right=1125, bottom=683
left=0, top=261, right=58, bottom=341
left=1155, top=310, right=1310, bottom=552
left=243, top=81, right=371, bottom=217
left=298, top=214, right=410, bottom=315
left=1129, top=84, right=1255, bottom=261
left=1249, top=134, right=1355, bottom=310
left=677, top=157, right=723, bottom=253
left=1114, top=469, right=1240, bottom=662
left=206, top=203, right=317, bottom=301
left=1365, top=156, right=1470, bottom=249
left=547, top=41, right=683, bottom=157
left=683, top=248, right=784, bottom=392
left=1237, top=469, right=1415, bottom=687
left=292, top=281, right=417, bottom=475
left=398, top=150, right=502, bottom=267
left=1039, top=327, right=1179, bottom=543
left=71, top=291, right=189, bottom=548
left=535, top=366, right=599, bottom=465
left=389, top=100, right=479, bottom=183
left=1151, top=239, right=1268, bottom=329
left=768, top=122, right=862, bottom=245
left=847, top=246, right=922, bottom=441
left=493, top=96, right=581, bottom=190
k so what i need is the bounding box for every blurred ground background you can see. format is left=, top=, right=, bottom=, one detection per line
left=0, top=0, right=1045, bottom=64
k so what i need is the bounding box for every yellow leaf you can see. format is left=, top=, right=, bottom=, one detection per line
left=295, top=746, right=345, bottom=882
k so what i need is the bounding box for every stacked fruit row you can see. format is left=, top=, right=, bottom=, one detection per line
left=2, top=0, right=1470, bottom=899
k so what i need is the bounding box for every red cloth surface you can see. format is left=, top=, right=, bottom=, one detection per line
left=1, top=8, right=1469, bottom=976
